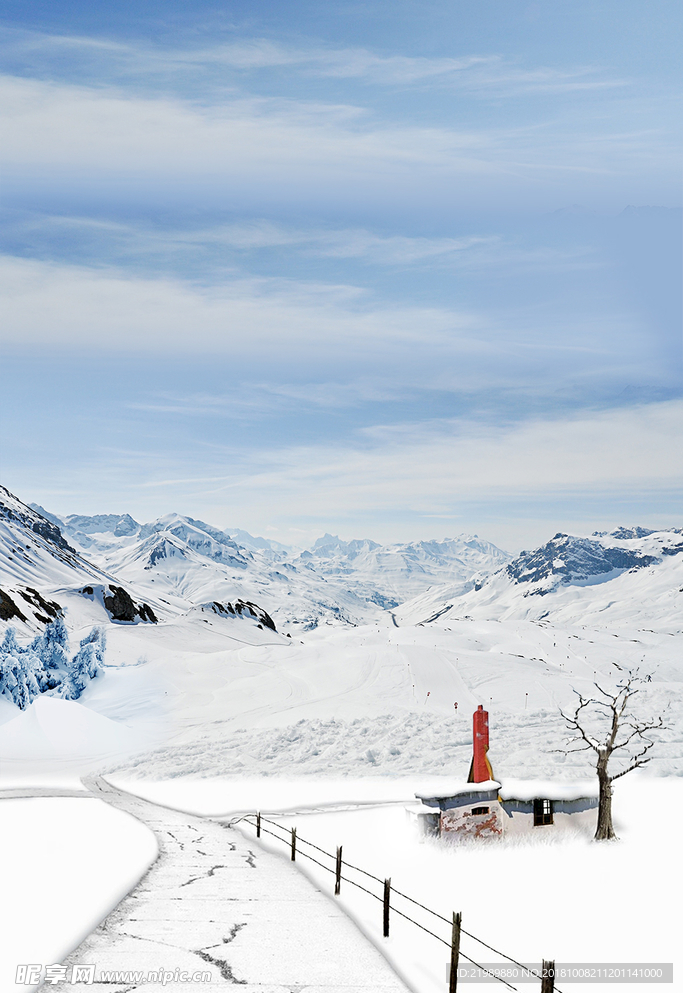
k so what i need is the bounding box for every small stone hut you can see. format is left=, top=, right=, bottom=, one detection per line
left=416, top=706, right=598, bottom=840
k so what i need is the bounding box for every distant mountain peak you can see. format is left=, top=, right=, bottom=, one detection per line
left=505, top=532, right=659, bottom=591
left=593, top=526, right=657, bottom=540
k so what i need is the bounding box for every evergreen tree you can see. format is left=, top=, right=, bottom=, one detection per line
left=31, top=615, right=69, bottom=670
left=0, top=618, right=104, bottom=708
left=0, top=632, right=42, bottom=709
left=65, top=627, right=105, bottom=698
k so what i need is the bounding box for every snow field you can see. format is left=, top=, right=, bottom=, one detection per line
left=0, top=797, right=157, bottom=993
left=107, top=773, right=680, bottom=993
left=234, top=775, right=680, bottom=993
left=0, top=696, right=155, bottom=777
left=3, top=608, right=678, bottom=784
left=101, top=618, right=682, bottom=781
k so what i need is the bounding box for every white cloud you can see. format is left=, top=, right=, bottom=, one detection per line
left=19, top=213, right=602, bottom=278
left=8, top=398, right=681, bottom=549
left=37, top=400, right=680, bottom=548
left=127, top=380, right=405, bottom=417
left=0, top=72, right=653, bottom=197
left=149, top=401, right=683, bottom=517
left=0, top=253, right=651, bottom=399
left=0, top=254, right=480, bottom=358
left=2, top=28, right=627, bottom=94
left=142, top=220, right=499, bottom=266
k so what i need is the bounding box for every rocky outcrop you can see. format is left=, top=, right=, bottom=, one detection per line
left=0, top=588, right=27, bottom=623
left=16, top=587, right=62, bottom=624
left=0, top=586, right=62, bottom=626
left=199, top=600, right=277, bottom=632
left=86, top=585, right=158, bottom=624
left=506, top=533, right=658, bottom=589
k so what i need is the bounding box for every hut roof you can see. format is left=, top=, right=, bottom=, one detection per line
left=416, top=778, right=598, bottom=803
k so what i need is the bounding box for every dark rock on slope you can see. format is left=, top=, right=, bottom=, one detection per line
left=507, top=533, right=657, bottom=589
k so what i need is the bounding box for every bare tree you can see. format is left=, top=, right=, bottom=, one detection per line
left=559, top=668, right=666, bottom=841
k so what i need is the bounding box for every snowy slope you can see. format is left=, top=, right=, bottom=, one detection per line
left=1, top=487, right=105, bottom=589
left=99, top=526, right=510, bottom=631
left=396, top=527, right=683, bottom=631
left=4, top=488, right=681, bottom=783
left=103, top=613, right=682, bottom=781
left=27, top=507, right=383, bottom=629
left=98, top=527, right=681, bottom=781
left=97, top=530, right=386, bottom=631
left=1, top=490, right=186, bottom=635
left=0, top=487, right=120, bottom=631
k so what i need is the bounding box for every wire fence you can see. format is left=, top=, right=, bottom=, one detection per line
left=231, top=811, right=563, bottom=993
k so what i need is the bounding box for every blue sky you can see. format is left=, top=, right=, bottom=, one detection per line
left=1, top=0, right=681, bottom=551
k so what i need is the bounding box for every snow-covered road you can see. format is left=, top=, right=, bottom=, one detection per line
left=37, top=776, right=411, bottom=993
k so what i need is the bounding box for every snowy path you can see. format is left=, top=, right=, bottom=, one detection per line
left=34, top=776, right=411, bottom=993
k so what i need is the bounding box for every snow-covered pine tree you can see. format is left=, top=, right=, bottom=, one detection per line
left=65, top=627, right=105, bottom=698
left=31, top=615, right=70, bottom=671
left=0, top=628, right=43, bottom=709
left=0, top=618, right=105, bottom=708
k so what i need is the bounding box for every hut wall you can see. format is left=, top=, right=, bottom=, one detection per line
left=500, top=798, right=598, bottom=836
left=440, top=801, right=503, bottom=840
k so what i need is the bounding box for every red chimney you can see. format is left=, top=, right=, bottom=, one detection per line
left=468, top=705, right=494, bottom=783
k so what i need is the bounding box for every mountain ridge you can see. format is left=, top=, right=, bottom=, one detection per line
left=396, top=526, right=683, bottom=629
left=22, top=499, right=512, bottom=629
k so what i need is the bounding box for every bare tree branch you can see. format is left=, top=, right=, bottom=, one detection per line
left=556, top=668, right=666, bottom=841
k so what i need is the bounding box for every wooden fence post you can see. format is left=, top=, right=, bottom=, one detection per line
left=335, top=846, right=342, bottom=895
left=291, top=827, right=297, bottom=861
left=449, top=912, right=461, bottom=993
left=383, top=878, right=391, bottom=937
left=541, top=959, right=555, bottom=993
left=256, top=812, right=261, bottom=838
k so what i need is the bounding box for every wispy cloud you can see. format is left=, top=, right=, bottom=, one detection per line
left=136, top=401, right=683, bottom=526
left=240, top=399, right=683, bottom=501
left=192, top=224, right=495, bottom=264
left=24, top=400, right=682, bottom=539
left=128, top=380, right=404, bottom=416
left=0, top=73, right=500, bottom=193
left=7, top=212, right=504, bottom=268
left=1, top=70, right=672, bottom=215
left=180, top=222, right=601, bottom=274
left=2, top=254, right=644, bottom=390
left=0, top=27, right=628, bottom=96
left=0, top=254, right=481, bottom=358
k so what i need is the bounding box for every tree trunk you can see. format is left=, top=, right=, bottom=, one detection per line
left=595, top=759, right=617, bottom=841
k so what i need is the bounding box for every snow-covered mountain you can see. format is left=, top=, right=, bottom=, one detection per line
left=1, top=488, right=164, bottom=633
left=25, top=503, right=511, bottom=630
left=396, top=527, right=683, bottom=631
left=2, top=486, right=681, bottom=780
left=298, top=533, right=510, bottom=605
left=1, top=487, right=107, bottom=628
left=31, top=505, right=287, bottom=558
left=11, top=490, right=682, bottom=642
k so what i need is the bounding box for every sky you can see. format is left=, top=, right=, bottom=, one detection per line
left=1, top=0, right=681, bottom=552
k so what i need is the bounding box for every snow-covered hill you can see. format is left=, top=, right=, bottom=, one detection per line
left=1, top=489, right=169, bottom=634
left=396, top=527, right=683, bottom=631
left=3, top=487, right=681, bottom=781
left=1, top=487, right=113, bottom=631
